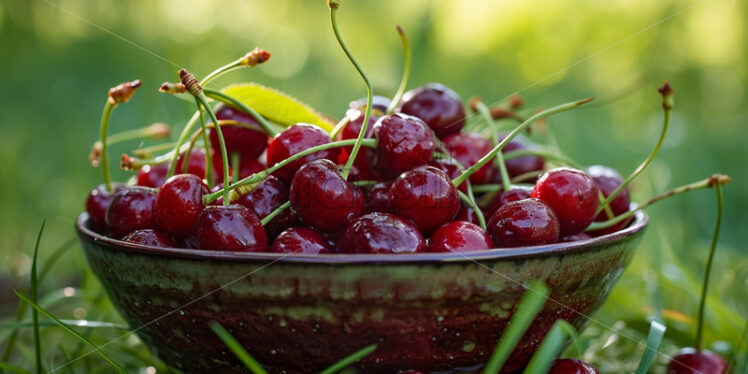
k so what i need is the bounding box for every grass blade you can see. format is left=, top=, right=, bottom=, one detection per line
left=209, top=321, right=268, bottom=374
left=0, top=363, right=31, bottom=374
left=483, top=281, right=549, bottom=374
left=31, top=220, right=45, bottom=374
left=523, top=320, right=568, bottom=374
left=1, top=320, right=130, bottom=332
left=555, top=320, right=583, bottom=357
left=13, top=291, right=126, bottom=374
left=319, top=344, right=377, bottom=374
left=634, top=320, right=666, bottom=374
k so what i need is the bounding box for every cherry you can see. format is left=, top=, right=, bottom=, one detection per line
left=667, top=348, right=728, bottom=374
left=587, top=165, right=630, bottom=235
left=368, top=113, right=435, bottom=180
left=348, top=95, right=391, bottom=114
left=428, top=221, right=493, bottom=253
left=388, top=166, right=460, bottom=235
left=289, top=159, right=364, bottom=234
left=428, top=158, right=467, bottom=193
left=105, top=186, right=158, bottom=238
left=397, top=83, right=465, bottom=138
left=455, top=203, right=482, bottom=225
left=485, top=186, right=533, bottom=217
left=531, top=167, right=599, bottom=236
left=443, top=132, right=497, bottom=184
left=337, top=212, right=426, bottom=254
left=211, top=105, right=269, bottom=160
left=499, top=134, right=545, bottom=180
left=136, top=163, right=169, bottom=188
left=548, top=359, right=600, bottom=374
left=336, top=104, right=378, bottom=181
left=364, top=181, right=392, bottom=214
left=266, top=123, right=339, bottom=182
left=238, top=157, right=265, bottom=179
left=122, top=229, right=176, bottom=248
left=271, top=227, right=331, bottom=254
left=177, top=148, right=213, bottom=181
left=85, top=184, right=123, bottom=232
left=154, top=174, right=209, bottom=238
left=237, top=175, right=298, bottom=238
left=195, top=205, right=268, bottom=252
left=487, top=198, right=560, bottom=247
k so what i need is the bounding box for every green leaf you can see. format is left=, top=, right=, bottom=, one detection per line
left=0, top=362, right=31, bottom=374
left=483, top=281, right=549, bottom=374
left=634, top=320, right=667, bottom=374
left=31, top=220, right=45, bottom=374
left=221, top=83, right=335, bottom=132
left=209, top=321, right=268, bottom=374
left=319, top=344, right=377, bottom=374
left=523, top=320, right=569, bottom=374
left=556, top=320, right=583, bottom=357
left=13, top=291, right=127, bottom=374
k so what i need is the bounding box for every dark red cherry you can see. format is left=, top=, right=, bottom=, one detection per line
left=487, top=198, right=560, bottom=247
left=237, top=175, right=298, bottom=239
left=122, top=229, right=176, bottom=248
left=499, top=134, right=545, bottom=180
left=388, top=166, right=460, bottom=235
left=428, top=158, right=466, bottom=193
left=211, top=105, right=269, bottom=160
left=455, top=204, right=482, bottom=225
left=289, top=159, right=364, bottom=234
left=239, top=157, right=265, bottom=179
left=154, top=174, right=209, bottom=238
left=337, top=98, right=387, bottom=181
left=136, top=163, right=168, bottom=188
left=428, top=221, right=493, bottom=253
left=364, top=181, right=392, bottom=214
left=348, top=95, right=392, bottom=114
left=587, top=165, right=631, bottom=234
left=266, top=123, right=339, bottom=182
left=531, top=167, right=599, bottom=236
left=548, top=359, right=600, bottom=374
left=195, top=205, right=268, bottom=252
left=177, top=148, right=213, bottom=182
left=443, top=132, right=497, bottom=184
left=667, top=348, right=728, bottom=374
left=271, top=227, right=331, bottom=254
left=369, top=113, right=435, bottom=180
left=337, top=212, right=426, bottom=254
left=105, top=186, right=157, bottom=238
left=397, top=83, right=465, bottom=138
left=485, top=186, right=533, bottom=217
left=85, top=184, right=123, bottom=231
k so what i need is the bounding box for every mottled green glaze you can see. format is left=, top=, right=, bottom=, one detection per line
left=76, top=211, right=647, bottom=373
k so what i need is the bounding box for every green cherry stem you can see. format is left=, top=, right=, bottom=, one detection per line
left=261, top=201, right=291, bottom=226
left=329, top=116, right=351, bottom=140
left=168, top=109, right=202, bottom=178
left=453, top=97, right=594, bottom=187
left=475, top=99, right=512, bottom=192
left=203, top=89, right=277, bottom=137
left=200, top=48, right=271, bottom=87
left=132, top=142, right=177, bottom=159
left=99, top=101, right=115, bottom=192
left=596, top=82, right=673, bottom=216
left=696, top=180, right=724, bottom=350
left=328, top=0, right=373, bottom=180
left=193, top=101, right=215, bottom=187
left=386, top=25, right=411, bottom=115
left=460, top=187, right=487, bottom=230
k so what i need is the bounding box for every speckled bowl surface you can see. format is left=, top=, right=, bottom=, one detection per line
left=76, top=211, right=647, bottom=374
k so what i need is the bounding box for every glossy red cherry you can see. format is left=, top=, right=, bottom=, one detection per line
left=485, top=186, right=533, bottom=217
left=428, top=158, right=466, bottom=193
left=136, top=163, right=169, bottom=188
left=397, top=83, right=465, bottom=138
left=443, top=132, right=497, bottom=184
left=587, top=165, right=631, bottom=234
left=239, top=158, right=265, bottom=179
left=531, top=167, right=599, bottom=236
left=105, top=186, right=157, bottom=238
left=237, top=175, right=298, bottom=239
left=455, top=204, right=482, bottom=225
left=428, top=221, right=493, bottom=253
left=667, top=348, right=728, bottom=374
left=85, top=184, right=123, bottom=231
left=154, top=174, right=209, bottom=238
left=122, top=229, right=176, bottom=248
left=337, top=212, right=426, bottom=254
left=338, top=96, right=388, bottom=180
left=364, top=181, right=392, bottom=214
left=177, top=148, right=214, bottom=182
left=195, top=205, right=268, bottom=252
left=211, top=105, right=269, bottom=160
left=271, top=227, right=331, bottom=254
left=499, top=134, right=545, bottom=180
left=487, top=198, right=560, bottom=247
left=289, top=159, right=364, bottom=234
left=266, top=123, right=339, bottom=182
left=388, top=166, right=460, bottom=235
left=548, top=359, right=599, bottom=374
left=369, top=113, right=435, bottom=180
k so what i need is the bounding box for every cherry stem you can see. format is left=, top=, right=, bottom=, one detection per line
left=180, top=120, right=254, bottom=178
left=104, top=123, right=170, bottom=145
left=261, top=201, right=291, bottom=226
left=386, top=25, right=410, bottom=115
left=194, top=92, right=231, bottom=206
left=453, top=97, right=594, bottom=187
left=193, top=100, right=215, bottom=188
left=133, top=142, right=177, bottom=159
left=168, top=109, right=203, bottom=178
left=202, top=138, right=377, bottom=204
left=328, top=2, right=373, bottom=181
left=231, top=152, right=240, bottom=184
left=352, top=180, right=378, bottom=187
left=458, top=190, right=486, bottom=229
left=329, top=116, right=350, bottom=140
left=200, top=60, right=242, bottom=87
left=200, top=48, right=270, bottom=87
left=475, top=100, right=512, bottom=192
left=696, top=181, right=723, bottom=350
left=596, top=83, right=673, bottom=216
left=203, top=89, right=278, bottom=137
left=99, top=101, right=115, bottom=192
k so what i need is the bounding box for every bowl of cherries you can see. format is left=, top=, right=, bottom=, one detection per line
left=75, top=3, right=732, bottom=373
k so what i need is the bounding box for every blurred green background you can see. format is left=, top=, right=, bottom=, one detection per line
left=0, top=0, right=746, bottom=371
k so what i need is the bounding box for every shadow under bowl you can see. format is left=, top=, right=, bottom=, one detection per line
left=76, top=211, right=648, bottom=373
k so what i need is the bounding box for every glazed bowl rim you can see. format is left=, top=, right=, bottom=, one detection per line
left=76, top=210, right=647, bottom=264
